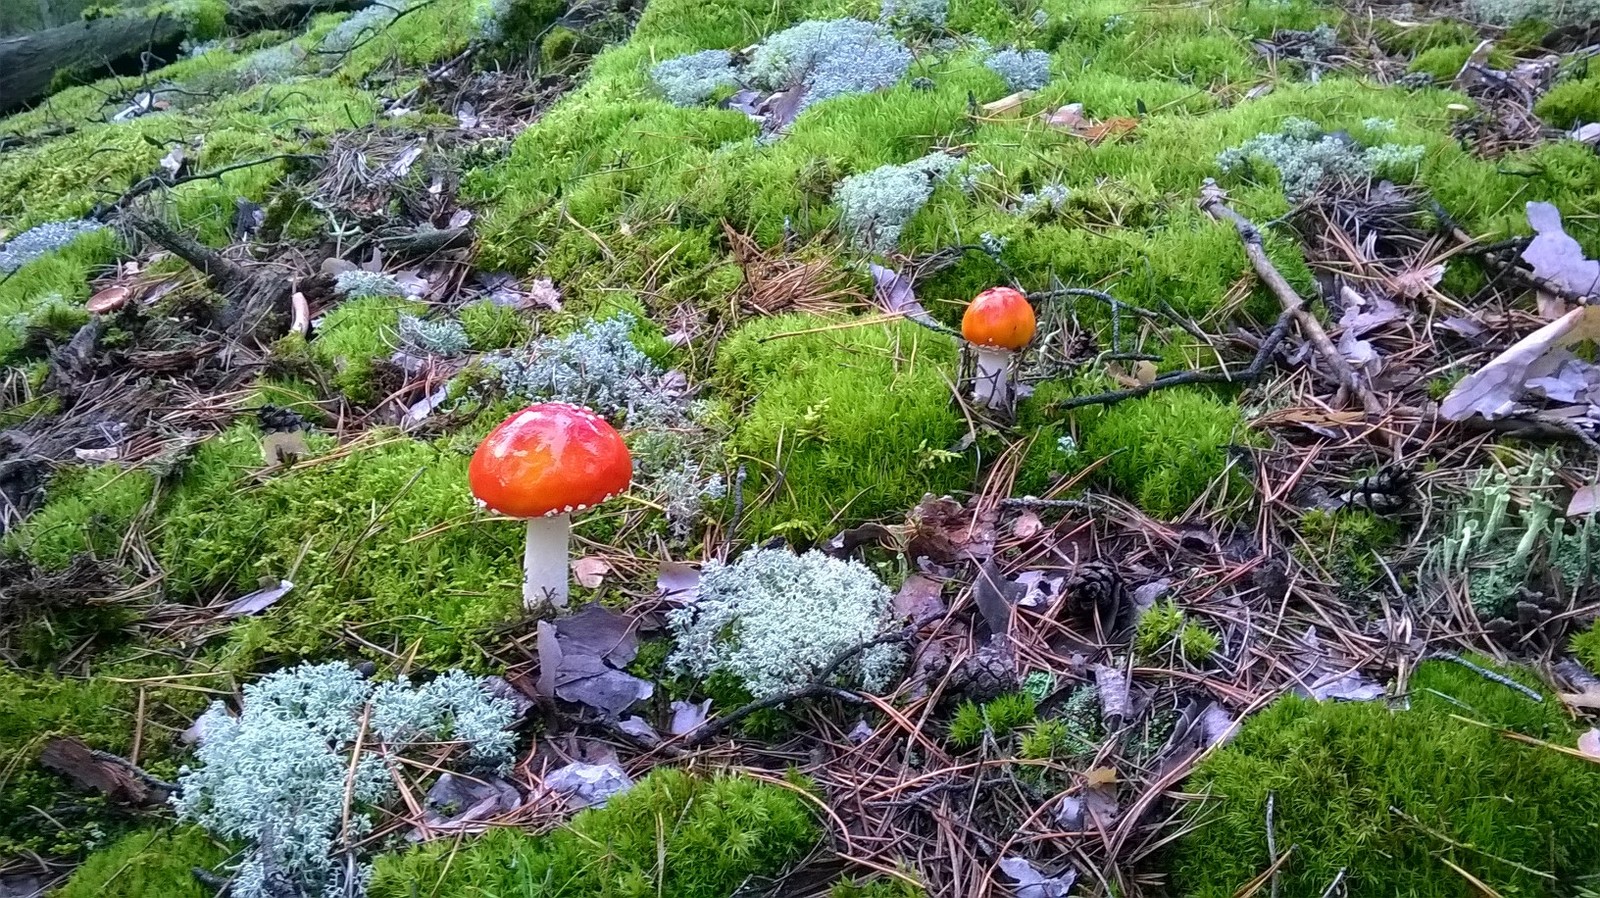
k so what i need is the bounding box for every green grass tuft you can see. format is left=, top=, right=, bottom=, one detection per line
left=369, top=768, right=820, bottom=897
left=1172, top=659, right=1600, bottom=898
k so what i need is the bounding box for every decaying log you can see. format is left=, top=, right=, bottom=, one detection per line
left=0, top=0, right=374, bottom=114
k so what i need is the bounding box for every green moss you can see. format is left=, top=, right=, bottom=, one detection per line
left=5, top=465, right=156, bottom=571
left=948, top=691, right=1038, bottom=749
left=1407, top=43, right=1515, bottom=80
left=0, top=665, right=216, bottom=858
left=1173, top=659, right=1600, bottom=898
left=369, top=769, right=820, bottom=897
left=1372, top=19, right=1479, bottom=54
left=1134, top=600, right=1218, bottom=663
left=491, top=0, right=565, bottom=54
left=55, top=827, right=231, bottom=898
left=1076, top=387, right=1251, bottom=519
left=1536, top=74, right=1600, bottom=129
left=0, top=229, right=121, bottom=362
left=310, top=295, right=425, bottom=403
left=1296, top=507, right=1399, bottom=602
left=155, top=425, right=522, bottom=665
left=830, top=875, right=925, bottom=898
left=460, top=300, right=533, bottom=350
left=714, top=313, right=968, bottom=539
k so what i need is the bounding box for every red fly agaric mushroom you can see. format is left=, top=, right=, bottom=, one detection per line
left=961, top=287, right=1036, bottom=408
left=469, top=403, right=632, bottom=611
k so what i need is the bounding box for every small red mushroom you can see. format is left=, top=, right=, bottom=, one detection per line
left=469, top=403, right=632, bottom=610
left=961, top=287, right=1036, bottom=408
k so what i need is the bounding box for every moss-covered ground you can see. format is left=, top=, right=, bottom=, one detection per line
left=4, top=0, right=1600, bottom=892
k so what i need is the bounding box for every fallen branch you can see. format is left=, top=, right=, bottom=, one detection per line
left=106, top=153, right=320, bottom=216
left=1198, top=179, right=1385, bottom=421
left=373, top=226, right=474, bottom=259
left=38, top=737, right=174, bottom=806
left=128, top=215, right=291, bottom=344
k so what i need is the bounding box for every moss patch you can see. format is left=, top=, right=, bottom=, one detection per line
left=1078, top=387, right=1251, bottom=519
left=369, top=769, right=820, bottom=897
left=1172, top=659, right=1600, bottom=898
left=54, top=827, right=232, bottom=898
left=715, top=313, right=968, bottom=539
left=154, top=426, right=523, bottom=665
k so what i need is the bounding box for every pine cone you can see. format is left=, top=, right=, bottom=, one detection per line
left=947, top=641, right=1018, bottom=703
left=257, top=404, right=308, bottom=434
left=1067, top=559, right=1127, bottom=621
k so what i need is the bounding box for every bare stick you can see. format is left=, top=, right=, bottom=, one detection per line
left=1198, top=179, right=1384, bottom=421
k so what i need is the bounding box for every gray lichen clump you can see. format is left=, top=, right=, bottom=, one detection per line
left=834, top=151, right=960, bottom=248
left=650, top=19, right=912, bottom=114
left=1216, top=117, right=1424, bottom=201
left=650, top=50, right=739, bottom=107
left=334, top=269, right=403, bottom=299
left=666, top=548, right=903, bottom=700
left=0, top=219, right=104, bottom=274
left=984, top=47, right=1052, bottom=91
left=398, top=313, right=469, bottom=357
left=173, top=662, right=516, bottom=898
left=880, top=0, right=949, bottom=30
left=490, top=313, right=681, bottom=422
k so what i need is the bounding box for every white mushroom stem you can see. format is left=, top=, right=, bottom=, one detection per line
left=523, top=513, right=571, bottom=611
left=972, top=346, right=1014, bottom=409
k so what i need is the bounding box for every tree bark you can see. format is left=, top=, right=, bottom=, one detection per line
left=0, top=0, right=373, bottom=115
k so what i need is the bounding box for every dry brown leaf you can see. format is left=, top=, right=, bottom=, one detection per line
left=1133, top=360, right=1158, bottom=385
left=1012, top=510, right=1043, bottom=539
left=571, top=556, right=610, bottom=589
left=982, top=91, right=1033, bottom=117
left=1083, top=766, right=1119, bottom=786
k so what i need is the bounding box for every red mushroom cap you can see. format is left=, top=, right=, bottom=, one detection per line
left=961, top=287, right=1036, bottom=351
left=469, top=403, right=632, bottom=519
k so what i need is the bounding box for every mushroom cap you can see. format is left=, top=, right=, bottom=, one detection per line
left=469, top=403, right=632, bottom=519
left=961, top=287, right=1036, bottom=351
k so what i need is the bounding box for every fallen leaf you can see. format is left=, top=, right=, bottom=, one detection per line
left=973, top=559, right=1018, bottom=638
left=572, top=556, right=610, bottom=589
left=1441, top=305, right=1600, bottom=420
left=669, top=699, right=712, bottom=735
left=1132, top=360, right=1157, bottom=385
left=1013, top=570, right=1064, bottom=608
left=616, top=716, right=661, bottom=744
left=1523, top=202, right=1600, bottom=299
left=1083, top=766, right=1118, bottom=786
left=1579, top=728, right=1600, bottom=759
left=544, top=761, right=634, bottom=809
left=1392, top=264, right=1446, bottom=299
left=1012, top=510, right=1043, bottom=539
left=657, top=561, right=700, bottom=600
left=381, top=145, right=424, bottom=181
left=893, top=573, right=946, bottom=622
left=998, top=857, right=1077, bottom=898
left=448, top=208, right=473, bottom=229
left=222, top=579, right=293, bottom=617
left=159, top=146, right=184, bottom=176
left=554, top=603, right=639, bottom=667
left=456, top=102, right=480, bottom=129
left=1094, top=664, right=1131, bottom=727
left=869, top=263, right=921, bottom=314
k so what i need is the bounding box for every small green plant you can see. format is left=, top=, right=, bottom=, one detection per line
left=1135, top=601, right=1218, bottom=663
left=310, top=295, right=422, bottom=403
left=831, top=874, right=926, bottom=898
left=369, top=769, right=820, bottom=898
left=949, top=691, right=1038, bottom=748
left=1297, top=508, right=1399, bottom=603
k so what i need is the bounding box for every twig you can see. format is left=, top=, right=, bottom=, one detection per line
left=1318, top=868, right=1347, bottom=898
left=1048, top=308, right=1295, bottom=412
left=1198, top=179, right=1385, bottom=421
left=1427, top=651, right=1544, bottom=702
left=1266, top=792, right=1280, bottom=898
left=105, top=154, right=320, bottom=216
left=683, top=628, right=915, bottom=746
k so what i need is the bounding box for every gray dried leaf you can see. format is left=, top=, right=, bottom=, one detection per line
left=419, top=772, right=522, bottom=835
left=221, top=579, right=293, bottom=617
left=1013, top=571, right=1064, bottom=609
left=669, top=699, right=712, bottom=735
left=1524, top=202, right=1600, bottom=298
left=1440, top=306, right=1600, bottom=420
left=657, top=560, right=700, bottom=600
left=381, top=145, right=423, bottom=181
left=973, top=559, right=1017, bottom=638
left=869, top=263, right=921, bottom=314
left=571, top=556, right=610, bottom=589
left=999, top=857, right=1077, bottom=898
left=554, top=660, right=653, bottom=717
left=893, top=573, right=946, bottom=623
left=554, top=603, right=639, bottom=667
left=544, top=761, right=633, bottom=809
left=848, top=719, right=874, bottom=743
left=616, top=716, right=661, bottom=744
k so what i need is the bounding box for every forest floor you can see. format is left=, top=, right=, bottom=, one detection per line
left=3, top=0, right=1600, bottom=895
